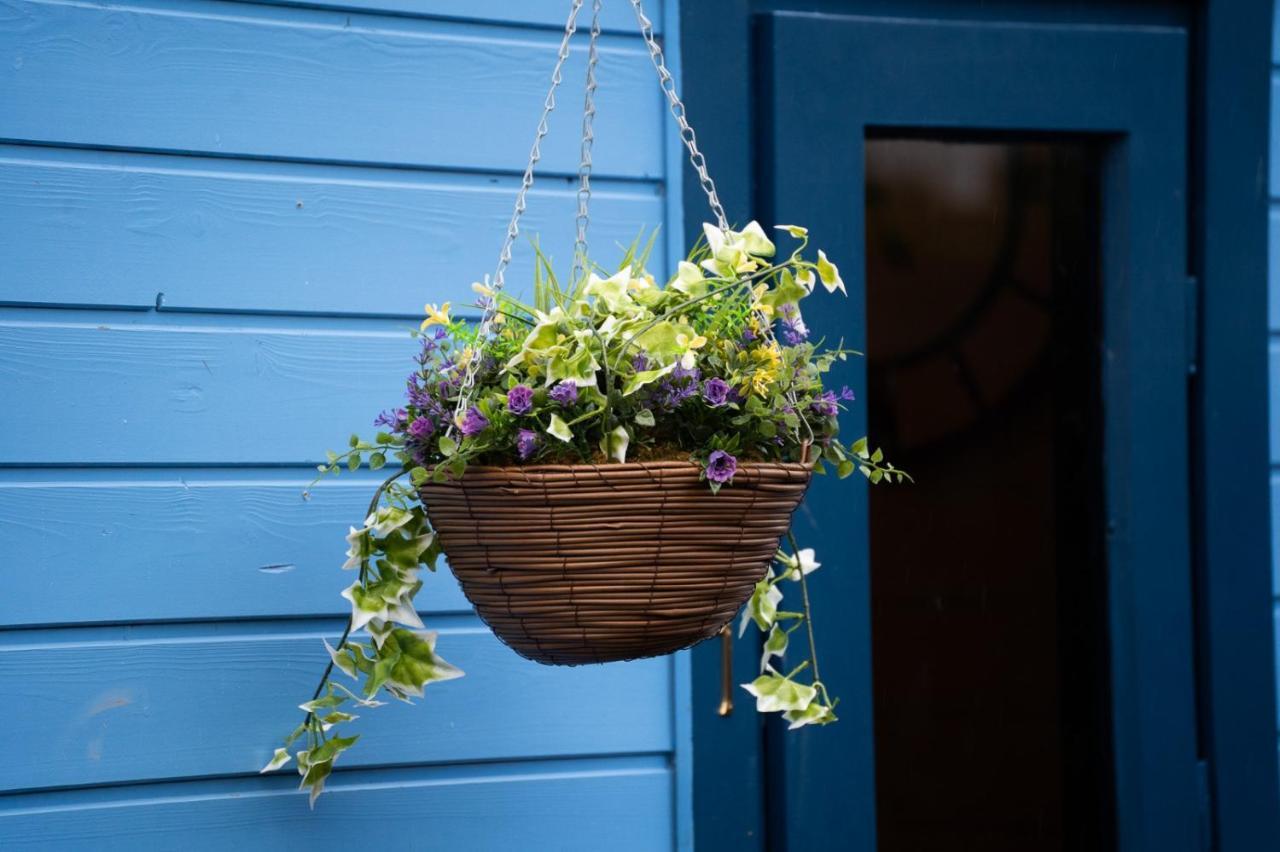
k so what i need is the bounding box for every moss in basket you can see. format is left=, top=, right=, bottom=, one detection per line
left=263, top=223, right=908, bottom=805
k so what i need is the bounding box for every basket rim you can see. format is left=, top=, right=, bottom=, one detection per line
left=420, top=459, right=813, bottom=476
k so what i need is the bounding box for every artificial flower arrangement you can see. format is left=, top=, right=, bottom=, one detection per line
left=261, top=222, right=905, bottom=804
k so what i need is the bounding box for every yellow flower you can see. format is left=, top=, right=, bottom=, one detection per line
left=750, top=368, right=774, bottom=397
left=421, top=301, right=452, bottom=331
left=677, top=332, right=708, bottom=350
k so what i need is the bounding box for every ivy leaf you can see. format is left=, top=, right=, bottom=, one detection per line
left=547, top=413, right=574, bottom=442
left=438, top=435, right=458, bottom=457
left=323, top=639, right=358, bottom=680
left=783, top=701, right=838, bottom=730
left=369, top=452, right=386, bottom=470
left=738, top=574, right=783, bottom=637
left=760, top=624, right=788, bottom=672
left=298, top=693, right=346, bottom=713
left=634, top=408, right=656, bottom=427
left=259, top=747, right=292, bottom=773
left=622, top=363, right=676, bottom=396
left=815, top=250, right=846, bottom=294
left=341, top=582, right=388, bottom=632
left=741, top=670, right=817, bottom=714
left=383, top=629, right=465, bottom=698
left=600, top=425, right=630, bottom=464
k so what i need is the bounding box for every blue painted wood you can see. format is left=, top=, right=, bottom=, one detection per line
left=0, top=145, right=665, bottom=314
left=0, top=757, right=674, bottom=851
left=0, top=0, right=663, bottom=178
left=1270, top=206, right=1280, bottom=331
left=0, top=0, right=689, bottom=844
left=0, top=474, right=474, bottom=626
left=0, top=620, right=672, bottom=792
left=763, top=12, right=1196, bottom=852
left=0, top=316, right=415, bottom=465
left=226, top=0, right=663, bottom=32
left=1200, top=1, right=1280, bottom=847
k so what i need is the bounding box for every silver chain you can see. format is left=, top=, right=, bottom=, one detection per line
left=571, top=0, right=603, bottom=285
left=448, top=0, right=585, bottom=434
left=628, top=0, right=728, bottom=230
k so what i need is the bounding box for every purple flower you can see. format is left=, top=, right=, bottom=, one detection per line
left=407, top=416, right=435, bottom=439
left=460, top=406, right=489, bottom=437
left=516, top=428, right=538, bottom=461
left=741, top=327, right=758, bottom=343
left=705, top=450, right=738, bottom=485
left=781, top=318, right=809, bottom=345
left=839, top=385, right=856, bottom=402
left=549, top=381, right=579, bottom=407
left=672, top=363, right=701, bottom=382
left=507, top=384, right=534, bottom=415
left=374, top=408, right=407, bottom=431
left=810, top=390, right=839, bottom=418
left=631, top=353, right=650, bottom=371
left=702, top=377, right=730, bottom=407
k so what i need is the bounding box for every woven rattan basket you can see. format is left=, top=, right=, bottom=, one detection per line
left=420, top=460, right=811, bottom=665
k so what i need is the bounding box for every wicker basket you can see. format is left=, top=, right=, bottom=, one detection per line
left=419, top=460, right=811, bottom=665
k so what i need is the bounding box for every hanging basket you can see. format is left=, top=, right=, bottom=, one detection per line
left=420, top=460, right=811, bottom=665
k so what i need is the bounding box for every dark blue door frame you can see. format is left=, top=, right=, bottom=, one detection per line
left=680, top=3, right=1280, bottom=851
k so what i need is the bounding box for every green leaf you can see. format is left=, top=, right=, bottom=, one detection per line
left=741, top=671, right=817, bottom=713
left=622, top=363, right=676, bottom=396
left=348, top=435, right=360, bottom=448
left=760, top=624, right=789, bottom=672
left=368, top=452, right=386, bottom=470
left=298, top=693, right=347, bottom=713
left=383, top=629, right=465, bottom=697
left=815, top=249, right=846, bottom=294
left=634, top=408, right=655, bottom=427
left=837, top=459, right=855, bottom=479
left=259, top=747, right=292, bottom=773
left=347, top=453, right=360, bottom=471
left=409, top=466, right=429, bottom=485
left=850, top=437, right=869, bottom=459
left=547, top=413, right=574, bottom=442
left=738, top=575, right=783, bottom=637
left=599, top=425, right=630, bottom=464
left=438, top=435, right=458, bottom=457
left=783, top=701, right=838, bottom=730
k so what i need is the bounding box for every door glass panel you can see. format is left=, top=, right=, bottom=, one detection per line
left=865, top=137, right=1112, bottom=852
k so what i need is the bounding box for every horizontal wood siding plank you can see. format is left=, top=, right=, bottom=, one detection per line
left=1272, top=473, right=1280, bottom=598
left=0, top=146, right=665, bottom=314
left=0, top=319, right=414, bottom=465
left=0, top=475, right=473, bottom=626
left=0, top=759, right=674, bottom=850
left=0, top=0, right=663, bottom=177
left=227, top=0, right=662, bottom=32
left=1272, top=340, right=1280, bottom=464
left=0, top=623, right=673, bottom=792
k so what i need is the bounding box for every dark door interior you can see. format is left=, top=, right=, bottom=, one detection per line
left=865, top=137, right=1112, bottom=851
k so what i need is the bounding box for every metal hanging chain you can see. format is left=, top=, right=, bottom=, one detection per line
left=626, top=0, right=808, bottom=444
left=449, top=0, right=585, bottom=433
left=628, top=0, right=728, bottom=230
left=571, top=0, right=603, bottom=285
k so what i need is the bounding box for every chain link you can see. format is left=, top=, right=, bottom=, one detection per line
left=571, top=0, right=603, bottom=285
left=628, top=0, right=728, bottom=230
left=448, top=0, right=585, bottom=434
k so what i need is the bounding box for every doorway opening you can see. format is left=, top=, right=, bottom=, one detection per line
left=865, top=136, right=1113, bottom=851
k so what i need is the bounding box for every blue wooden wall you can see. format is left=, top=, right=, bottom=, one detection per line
left=1271, top=0, right=1280, bottom=785
left=0, top=1, right=692, bottom=848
